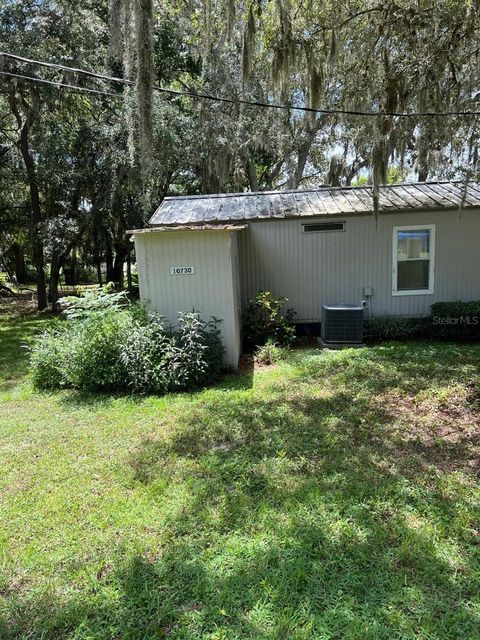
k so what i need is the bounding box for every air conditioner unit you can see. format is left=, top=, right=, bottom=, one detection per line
left=321, top=303, right=364, bottom=345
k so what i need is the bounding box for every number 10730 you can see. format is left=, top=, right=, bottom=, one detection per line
left=170, top=266, right=195, bottom=275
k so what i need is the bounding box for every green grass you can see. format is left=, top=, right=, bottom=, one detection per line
left=0, top=311, right=479, bottom=639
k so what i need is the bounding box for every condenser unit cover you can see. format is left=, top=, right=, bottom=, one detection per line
left=321, top=304, right=364, bottom=344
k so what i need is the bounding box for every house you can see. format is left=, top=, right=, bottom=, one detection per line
left=128, top=181, right=480, bottom=368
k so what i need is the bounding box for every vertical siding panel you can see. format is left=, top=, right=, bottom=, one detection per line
left=238, top=210, right=480, bottom=320
left=135, top=209, right=480, bottom=364
left=133, top=230, right=241, bottom=367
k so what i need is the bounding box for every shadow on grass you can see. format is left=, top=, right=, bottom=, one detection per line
left=3, top=461, right=478, bottom=638
left=123, top=342, right=479, bottom=637
left=57, top=362, right=255, bottom=409
left=2, top=342, right=479, bottom=638
left=216, top=357, right=255, bottom=391
left=56, top=389, right=124, bottom=409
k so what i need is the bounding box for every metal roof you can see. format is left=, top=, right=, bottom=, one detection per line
left=127, top=224, right=247, bottom=234
left=149, top=181, right=480, bottom=227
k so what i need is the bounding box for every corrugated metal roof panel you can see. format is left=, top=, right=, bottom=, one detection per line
left=149, top=181, right=480, bottom=226
left=441, top=182, right=480, bottom=206
left=127, top=224, right=248, bottom=234
left=305, top=191, right=326, bottom=215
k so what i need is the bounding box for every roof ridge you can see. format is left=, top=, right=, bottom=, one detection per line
left=162, top=180, right=471, bottom=201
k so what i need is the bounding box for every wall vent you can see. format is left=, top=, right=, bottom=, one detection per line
left=303, top=221, right=345, bottom=233
left=321, top=304, right=364, bottom=344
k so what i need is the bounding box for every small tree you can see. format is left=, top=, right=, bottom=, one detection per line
left=242, top=291, right=296, bottom=350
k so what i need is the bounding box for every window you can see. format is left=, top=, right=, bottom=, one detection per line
left=303, top=221, right=345, bottom=233
left=392, top=225, right=435, bottom=295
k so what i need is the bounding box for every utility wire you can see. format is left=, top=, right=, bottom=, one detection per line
left=2, top=50, right=480, bottom=118
left=0, top=70, right=120, bottom=97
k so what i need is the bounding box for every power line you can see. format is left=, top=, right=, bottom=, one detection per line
left=2, top=50, right=480, bottom=118
left=0, top=70, right=120, bottom=97
left=1, top=52, right=132, bottom=89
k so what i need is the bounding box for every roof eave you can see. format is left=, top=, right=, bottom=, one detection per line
left=146, top=204, right=473, bottom=229
left=127, top=224, right=248, bottom=234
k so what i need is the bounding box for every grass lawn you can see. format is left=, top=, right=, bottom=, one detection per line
left=0, top=308, right=479, bottom=639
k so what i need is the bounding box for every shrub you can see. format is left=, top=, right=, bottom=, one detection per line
left=61, top=284, right=128, bottom=320
left=254, top=339, right=288, bottom=365
left=31, top=298, right=224, bottom=394
left=120, top=313, right=224, bottom=393
left=430, top=301, right=480, bottom=341
left=31, top=311, right=132, bottom=391
left=120, top=317, right=172, bottom=394
left=364, top=315, right=419, bottom=343
left=242, top=291, right=296, bottom=350
left=30, top=325, right=69, bottom=389
left=169, top=314, right=224, bottom=389
left=66, top=311, right=132, bottom=391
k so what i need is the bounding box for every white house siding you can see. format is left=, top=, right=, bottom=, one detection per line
left=238, top=209, right=480, bottom=320
left=134, top=229, right=241, bottom=368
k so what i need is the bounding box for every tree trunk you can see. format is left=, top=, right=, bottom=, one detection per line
left=63, top=250, right=78, bottom=286
left=262, top=159, right=285, bottom=190
left=289, top=141, right=311, bottom=189
left=96, top=257, right=103, bottom=286
left=417, top=135, right=429, bottom=182
left=106, top=244, right=127, bottom=289
left=63, top=257, right=72, bottom=286
left=48, top=252, right=61, bottom=311
left=20, top=137, right=47, bottom=309
left=245, top=158, right=259, bottom=191
left=9, top=86, right=47, bottom=309
left=288, top=120, right=323, bottom=189
left=126, top=247, right=132, bottom=290
left=105, top=242, right=114, bottom=284
left=106, top=259, right=122, bottom=288
left=418, top=166, right=429, bottom=182
left=345, top=157, right=369, bottom=186
left=11, top=243, right=26, bottom=283
left=70, top=247, right=78, bottom=286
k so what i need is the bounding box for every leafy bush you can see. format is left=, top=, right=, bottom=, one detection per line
left=31, top=296, right=225, bottom=394
left=120, top=318, right=172, bottom=393
left=430, top=301, right=480, bottom=341
left=66, top=311, right=133, bottom=391
left=171, top=314, right=224, bottom=388
left=364, top=315, right=419, bottom=343
left=254, top=339, right=288, bottom=365
left=120, top=313, right=224, bottom=394
left=242, top=291, right=296, bottom=350
left=61, top=284, right=128, bottom=320
left=31, top=311, right=132, bottom=391
left=30, top=325, right=69, bottom=389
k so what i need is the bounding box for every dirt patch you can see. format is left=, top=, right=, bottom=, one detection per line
left=0, top=291, right=37, bottom=316
left=238, top=353, right=276, bottom=373
left=0, top=572, right=26, bottom=597
left=381, top=386, right=480, bottom=475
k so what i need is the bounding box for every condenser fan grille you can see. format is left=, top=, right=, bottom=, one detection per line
left=321, top=304, right=364, bottom=344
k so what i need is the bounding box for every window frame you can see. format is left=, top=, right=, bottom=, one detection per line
left=302, top=221, right=346, bottom=234
left=392, top=224, right=436, bottom=296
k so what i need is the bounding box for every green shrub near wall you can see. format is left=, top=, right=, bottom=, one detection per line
left=364, top=315, right=419, bottom=343
left=31, top=288, right=224, bottom=394
left=120, top=313, right=224, bottom=394
left=364, top=302, right=480, bottom=344
left=242, top=291, right=296, bottom=350
left=430, top=301, right=480, bottom=341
